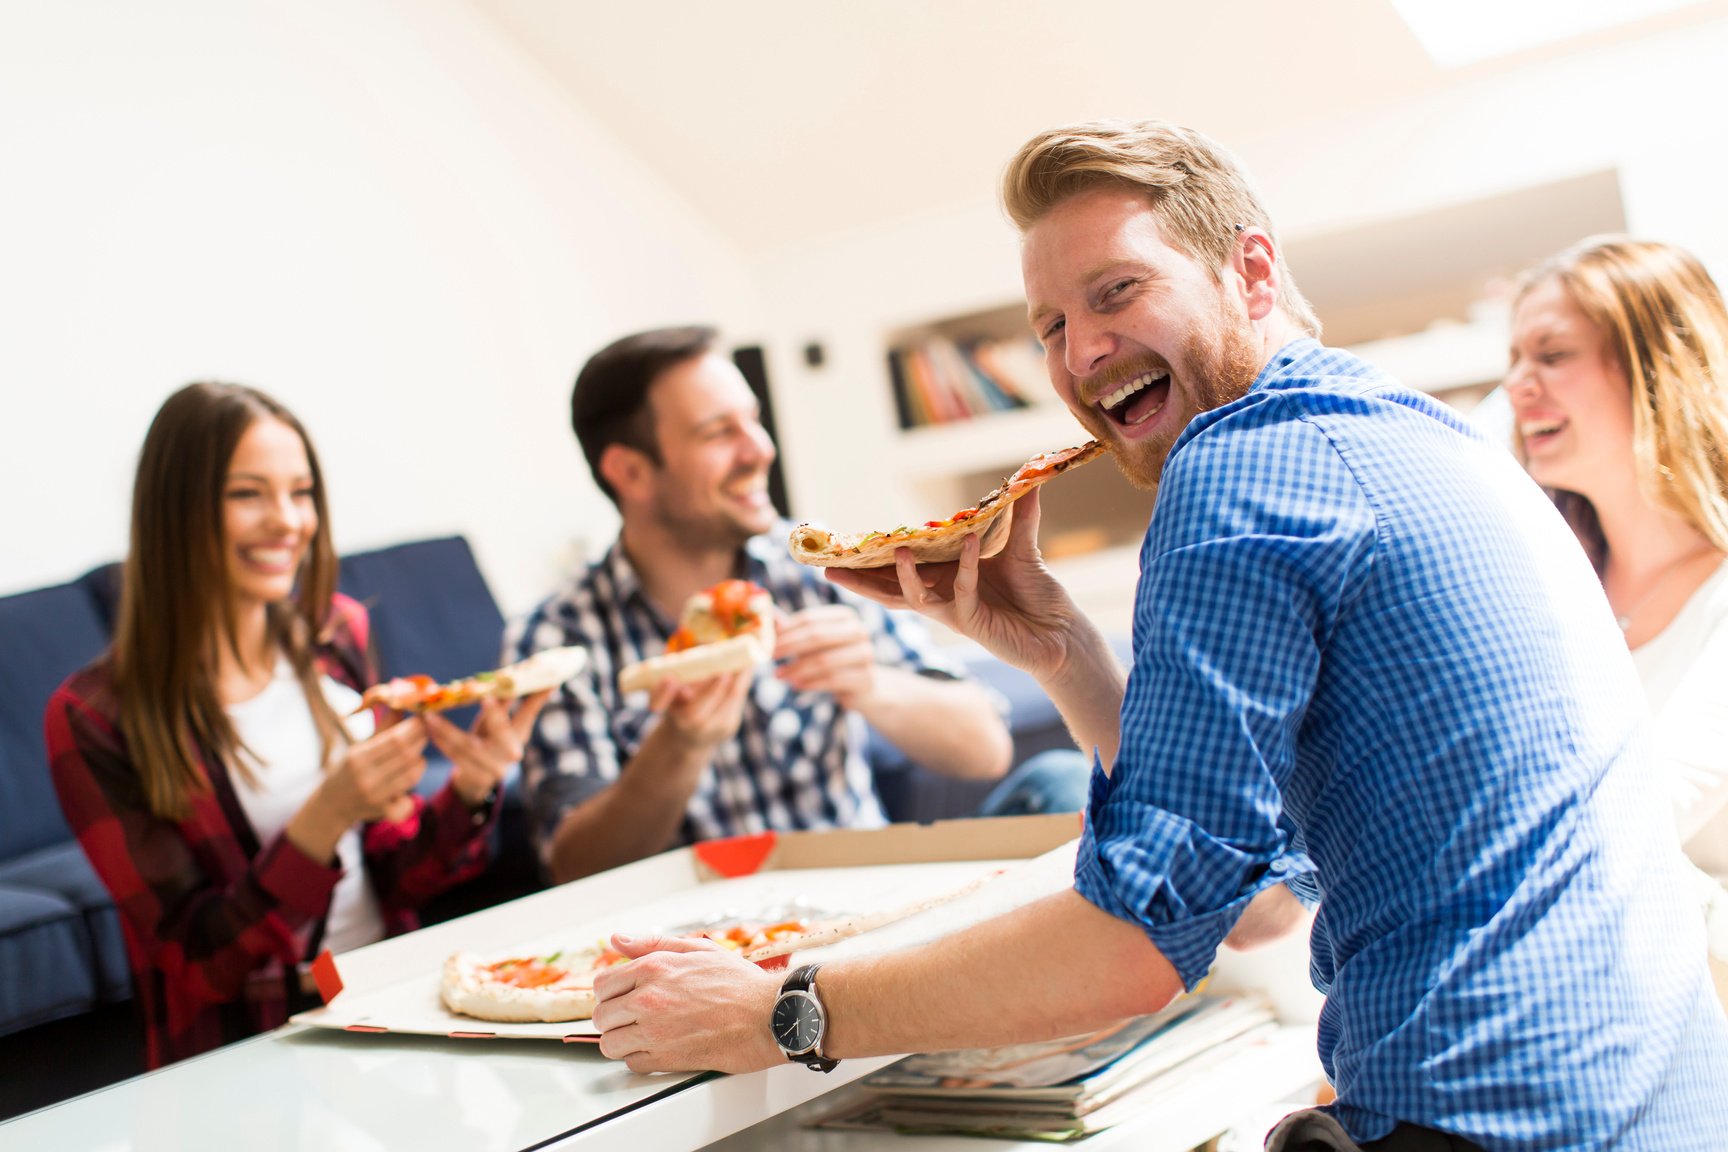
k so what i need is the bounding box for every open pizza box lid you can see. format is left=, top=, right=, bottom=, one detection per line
left=291, top=812, right=1081, bottom=1043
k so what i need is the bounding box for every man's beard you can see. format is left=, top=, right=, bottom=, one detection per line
left=648, top=478, right=766, bottom=554
left=1113, top=298, right=1263, bottom=491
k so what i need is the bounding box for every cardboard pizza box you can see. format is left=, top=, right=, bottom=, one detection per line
left=292, top=811, right=1082, bottom=1043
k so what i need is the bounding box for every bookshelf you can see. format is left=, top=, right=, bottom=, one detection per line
left=885, top=303, right=1048, bottom=430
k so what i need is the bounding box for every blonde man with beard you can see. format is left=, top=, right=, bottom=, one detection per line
left=590, top=126, right=1728, bottom=1152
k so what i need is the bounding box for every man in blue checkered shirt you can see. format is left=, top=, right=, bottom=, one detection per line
left=505, top=327, right=1071, bottom=883
left=591, top=122, right=1728, bottom=1150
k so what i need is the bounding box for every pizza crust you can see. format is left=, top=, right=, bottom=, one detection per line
left=492, top=645, right=588, bottom=697
left=617, top=633, right=769, bottom=695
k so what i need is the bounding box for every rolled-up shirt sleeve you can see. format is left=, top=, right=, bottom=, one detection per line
left=1074, top=408, right=1373, bottom=988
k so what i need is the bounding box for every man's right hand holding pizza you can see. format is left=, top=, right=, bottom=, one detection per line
left=828, top=488, right=1127, bottom=771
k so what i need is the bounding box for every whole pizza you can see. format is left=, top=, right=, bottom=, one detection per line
left=440, top=919, right=814, bottom=1024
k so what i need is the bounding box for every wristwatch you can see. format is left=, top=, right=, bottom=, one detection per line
left=771, top=963, right=838, bottom=1072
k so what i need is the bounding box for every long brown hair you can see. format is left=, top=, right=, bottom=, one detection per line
left=1513, top=236, right=1728, bottom=569
left=113, top=382, right=348, bottom=820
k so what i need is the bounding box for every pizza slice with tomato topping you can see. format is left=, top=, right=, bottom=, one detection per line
left=616, top=579, right=776, bottom=695
left=355, top=645, right=587, bottom=714
left=788, top=440, right=1104, bottom=569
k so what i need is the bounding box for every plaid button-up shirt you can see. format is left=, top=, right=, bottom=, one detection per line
left=505, top=528, right=964, bottom=859
left=47, top=594, right=496, bottom=1069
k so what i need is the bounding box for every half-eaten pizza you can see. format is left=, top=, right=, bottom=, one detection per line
left=787, top=440, right=1104, bottom=569
left=355, top=645, right=587, bottom=714
left=617, top=579, right=776, bottom=695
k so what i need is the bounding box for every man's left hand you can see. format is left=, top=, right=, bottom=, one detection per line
left=773, top=605, right=878, bottom=707
left=592, top=933, right=784, bottom=1074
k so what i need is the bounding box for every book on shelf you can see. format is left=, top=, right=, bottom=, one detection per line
left=888, top=332, right=1044, bottom=428
left=810, top=993, right=1283, bottom=1142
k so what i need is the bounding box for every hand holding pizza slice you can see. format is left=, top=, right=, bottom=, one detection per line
left=617, top=579, right=777, bottom=695
left=787, top=440, right=1104, bottom=569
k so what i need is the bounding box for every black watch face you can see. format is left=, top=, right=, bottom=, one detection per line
left=773, top=991, right=821, bottom=1054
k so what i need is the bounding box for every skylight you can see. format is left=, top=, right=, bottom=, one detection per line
left=1391, top=0, right=1702, bottom=68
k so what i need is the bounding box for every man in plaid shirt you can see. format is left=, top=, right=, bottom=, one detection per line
left=506, top=327, right=1070, bottom=884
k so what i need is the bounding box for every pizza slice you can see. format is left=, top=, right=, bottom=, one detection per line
left=355, top=644, right=587, bottom=714
left=788, top=440, right=1105, bottom=569
left=617, top=579, right=776, bottom=695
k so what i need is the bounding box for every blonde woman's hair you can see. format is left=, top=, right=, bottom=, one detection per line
left=1001, top=119, right=1322, bottom=337
left=1514, top=236, right=1728, bottom=563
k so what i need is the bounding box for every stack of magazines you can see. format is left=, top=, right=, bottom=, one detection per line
left=811, top=994, right=1282, bottom=1142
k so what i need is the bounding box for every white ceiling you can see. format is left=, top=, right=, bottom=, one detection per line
left=467, top=0, right=1722, bottom=254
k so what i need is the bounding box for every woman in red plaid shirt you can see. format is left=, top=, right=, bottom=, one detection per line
left=45, top=382, right=549, bottom=1069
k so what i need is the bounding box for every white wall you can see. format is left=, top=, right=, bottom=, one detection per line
left=0, top=0, right=761, bottom=613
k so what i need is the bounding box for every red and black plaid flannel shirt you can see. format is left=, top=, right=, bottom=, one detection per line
left=46, top=594, right=496, bottom=1069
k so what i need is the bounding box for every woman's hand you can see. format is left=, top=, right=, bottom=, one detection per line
left=287, top=717, right=429, bottom=861
left=827, top=488, right=1085, bottom=682
left=424, top=690, right=553, bottom=809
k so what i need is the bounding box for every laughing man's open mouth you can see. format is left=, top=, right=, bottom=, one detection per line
left=1099, top=369, right=1171, bottom=428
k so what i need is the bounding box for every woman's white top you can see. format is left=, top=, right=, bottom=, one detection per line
left=1632, top=558, right=1728, bottom=958
left=227, top=660, right=387, bottom=955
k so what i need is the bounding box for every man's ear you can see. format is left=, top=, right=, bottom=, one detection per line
left=599, top=442, right=655, bottom=504
left=1232, top=228, right=1280, bottom=322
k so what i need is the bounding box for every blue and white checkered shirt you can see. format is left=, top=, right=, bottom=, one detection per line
left=1074, top=340, right=1728, bottom=1149
left=505, top=527, right=962, bottom=857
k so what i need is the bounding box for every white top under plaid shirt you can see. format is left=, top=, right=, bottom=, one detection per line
left=505, top=527, right=963, bottom=857
left=1074, top=340, right=1728, bottom=1149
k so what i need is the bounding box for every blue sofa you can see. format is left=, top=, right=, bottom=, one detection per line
left=0, top=535, right=1089, bottom=1044
left=0, top=575, right=130, bottom=1038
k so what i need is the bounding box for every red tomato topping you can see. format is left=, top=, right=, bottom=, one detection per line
left=707, top=580, right=764, bottom=634
left=487, top=959, right=569, bottom=988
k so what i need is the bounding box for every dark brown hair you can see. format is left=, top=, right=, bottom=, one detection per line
left=571, top=325, right=718, bottom=505
left=113, top=382, right=346, bottom=820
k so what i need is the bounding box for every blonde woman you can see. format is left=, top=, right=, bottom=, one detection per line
left=1505, top=236, right=1728, bottom=989
left=47, top=382, right=548, bottom=1068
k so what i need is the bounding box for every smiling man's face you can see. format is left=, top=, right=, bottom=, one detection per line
left=641, top=351, right=779, bottom=549
left=1023, top=186, right=1264, bottom=488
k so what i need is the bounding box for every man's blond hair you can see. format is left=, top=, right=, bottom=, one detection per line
left=1002, top=119, right=1321, bottom=337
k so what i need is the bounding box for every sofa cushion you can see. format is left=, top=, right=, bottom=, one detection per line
left=0, top=843, right=129, bottom=1002
left=338, top=536, right=505, bottom=688
left=0, top=885, right=98, bottom=1037
left=0, top=582, right=112, bottom=863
